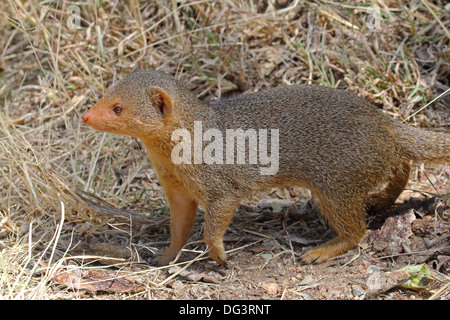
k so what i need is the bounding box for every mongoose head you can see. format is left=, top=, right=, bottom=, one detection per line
left=82, top=70, right=187, bottom=139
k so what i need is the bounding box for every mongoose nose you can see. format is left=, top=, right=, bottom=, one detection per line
left=82, top=113, right=89, bottom=123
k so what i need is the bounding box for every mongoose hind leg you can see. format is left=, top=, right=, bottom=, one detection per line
left=367, top=162, right=411, bottom=213
left=301, top=193, right=366, bottom=264
left=152, top=187, right=198, bottom=266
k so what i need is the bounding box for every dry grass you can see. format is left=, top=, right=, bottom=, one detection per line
left=0, top=0, right=449, bottom=299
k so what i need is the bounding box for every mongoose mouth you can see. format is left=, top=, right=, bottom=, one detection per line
left=81, top=111, right=90, bottom=125
left=82, top=108, right=100, bottom=129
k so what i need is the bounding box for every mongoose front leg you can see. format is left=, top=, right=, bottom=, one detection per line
left=152, top=187, right=198, bottom=266
left=203, top=200, right=239, bottom=267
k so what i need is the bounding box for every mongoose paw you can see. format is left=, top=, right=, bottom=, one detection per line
left=299, top=248, right=328, bottom=264
left=210, top=254, right=229, bottom=268
left=300, top=237, right=357, bottom=264
left=149, top=251, right=175, bottom=267
left=208, top=246, right=229, bottom=268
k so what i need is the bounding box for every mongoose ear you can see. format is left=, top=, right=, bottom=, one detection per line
left=151, top=87, right=173, bottom=117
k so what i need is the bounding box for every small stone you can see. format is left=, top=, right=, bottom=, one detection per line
left=171, top=280, right=185, bottom=297
left=262, top=282, right=279, bottom=295
left=352, top=285, right=365, bottom=297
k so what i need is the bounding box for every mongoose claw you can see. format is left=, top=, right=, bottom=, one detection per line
left=297, top=254, right=319, bottom=265
left=211, top=254, right=229, bottom=268
left=148, top=258, right=160, bottom=267
left=220, top=259, right=229, bottom=269
left=207, top=247, right=229, bottom=268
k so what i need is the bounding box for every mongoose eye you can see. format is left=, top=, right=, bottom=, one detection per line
left=113, top=106, right=123, bottom=114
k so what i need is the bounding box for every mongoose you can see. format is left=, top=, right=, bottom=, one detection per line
left=82, top=70, right=449, bottom=266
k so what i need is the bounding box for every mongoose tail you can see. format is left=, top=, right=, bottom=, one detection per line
left=396, top=123, right=450, bottom=162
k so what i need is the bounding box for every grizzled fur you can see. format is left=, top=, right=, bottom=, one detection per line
left=83, top=70, right=450, bottom=266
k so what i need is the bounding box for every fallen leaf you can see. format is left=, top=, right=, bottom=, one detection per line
left=168, top=266, right=219, bottom=284
left=366, top=266, right=409, bottom=295
left=53, top=269, right=145, bottom=293
left=366, top=263, right=440, bottom=295
left=399, top=264, right=434, bottom=290
left=368, top=209, right=416, bottom=255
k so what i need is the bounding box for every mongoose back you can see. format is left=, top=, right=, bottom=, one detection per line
left=82, top=70, right=449, bottom=266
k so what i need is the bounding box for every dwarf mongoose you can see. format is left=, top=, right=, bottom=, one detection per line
left=82, top=70, right=449, bottom=266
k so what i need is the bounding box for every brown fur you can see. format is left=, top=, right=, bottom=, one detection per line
left=82, top=70, right=450, bottom=266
